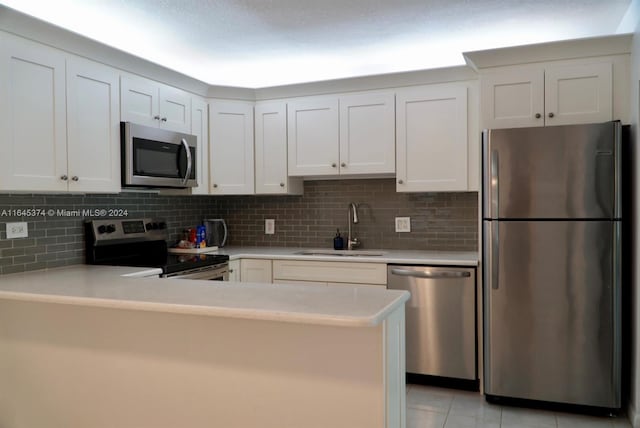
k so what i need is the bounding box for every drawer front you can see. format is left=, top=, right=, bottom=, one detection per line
left=273, top=260, right=386, bottom=285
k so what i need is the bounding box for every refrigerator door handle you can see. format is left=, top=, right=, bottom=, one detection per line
left=491, top=149, right=499, bottom=217
left=491, top=222, right=499, bottom=290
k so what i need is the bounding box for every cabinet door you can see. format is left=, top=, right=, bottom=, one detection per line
left=120, top=74, right=160, bottom=127
left=481, top=68, right=544, bottom=129
left=0, top=34, right=67, bottom=191
left=240, top=259, right=272, bottom=283
left=339, top=92, right=395, bottom=174
left=190, top=97, right=209, bottom=195
left=544, top=62, right=612, bottom=126
left=255, top=101, right=303, bottom=194
left=272, top=260, right=386, bottom=285
left=396, top=85, right=468, bottom=192
left=209, top=100, right=255, bottom=194
left=287, top=98, right=339, bottom=176
left=228, top=259, right=241, bottom=282
left=159, top=84, right=191, bottom=133
left=66, top=57, right=121, bottom=193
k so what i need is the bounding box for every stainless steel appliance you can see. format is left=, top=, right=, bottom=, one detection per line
left=121, top=122, right=197, bottom=188
left=85, top=218, right=229, bottom=280
left=387, top=265, right=476, bottom=380
left=204, top=218, right=228, bottom=247
left=482, top=121, right=621, bottom=409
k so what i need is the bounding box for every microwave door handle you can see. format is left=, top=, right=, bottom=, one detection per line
left=180, top=138, right=192, bottom=186
left=221, top=220, right=228, bottom=247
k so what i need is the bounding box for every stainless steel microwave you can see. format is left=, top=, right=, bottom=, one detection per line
left=121, top=122, right=197, bottom=188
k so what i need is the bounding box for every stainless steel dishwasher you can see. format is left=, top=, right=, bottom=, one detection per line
left=387, top=265, right=476, bottom=380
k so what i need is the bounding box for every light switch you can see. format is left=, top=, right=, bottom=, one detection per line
left=265, top=219, right=275, bottom=235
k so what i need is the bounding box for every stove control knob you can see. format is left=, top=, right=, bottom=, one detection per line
left=97, top=225, right=107, bottom=234
left=158, top=222, right=167, bottom=229
left=106, top=224, right=116, bottom=234
left=145, top=222, right=153, bottom=231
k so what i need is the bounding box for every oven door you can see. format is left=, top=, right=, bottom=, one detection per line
left=122, top=122, right=197, bottom=188
left=161, top=264, right=229, bottom=281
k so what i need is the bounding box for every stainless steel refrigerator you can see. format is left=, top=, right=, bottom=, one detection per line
left=482, top=121, right=621, bottom=409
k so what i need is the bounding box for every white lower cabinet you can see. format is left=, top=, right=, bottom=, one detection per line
left=272, top=260, right=387, bottom=287
left=396, top=84, right=469, bottom=192
left=239, top=259, right=272, bottom=283
left=228, top=259, right=241, bottom=282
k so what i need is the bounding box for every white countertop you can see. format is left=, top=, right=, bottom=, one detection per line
left=0, top=265, right=409, bottom=327
left=215, top=246, right=479, bottom=266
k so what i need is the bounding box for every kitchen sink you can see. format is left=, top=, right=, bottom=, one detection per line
left=295, top=250, right=387, bottom=257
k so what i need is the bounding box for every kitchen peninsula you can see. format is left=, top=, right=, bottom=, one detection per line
left=0, top=265, right=408, bottom=428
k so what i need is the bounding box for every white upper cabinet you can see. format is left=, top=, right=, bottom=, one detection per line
left=121, top=74, right=191, bottom=133
left=481, top=68, right=544, bottom=129
left=254, top=101, right=303, bottom=195
left=396, top=85, right=468, bottom=192
left=0, top=33, right=68, bottom=192
left=544, top=62, right=613, bottom=126
left=287, top=97, right=339, bottom=176
left=287, top=93, right=395, bottom=177
left=66, top=56, right=121, bottom=193
left=481, top=61, right=612, bottom=129
left=0, top=34, right=120, bottom=193
left=190, top=97, right=209, bottom=195
left=209, top=100, right=255, bottom=195
left=339, top=93, right=395, bottom=175
left=158, top=84, right=192, bottom=133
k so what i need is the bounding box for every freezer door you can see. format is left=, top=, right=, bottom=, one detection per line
left=388, top=265, right=476, bottom=380
left=482, top=122, right=620, bottom=219
left=483, top=220, right=620, bottom=408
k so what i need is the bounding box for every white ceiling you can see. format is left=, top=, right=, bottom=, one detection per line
left=0, top=0, right=635, bottom=88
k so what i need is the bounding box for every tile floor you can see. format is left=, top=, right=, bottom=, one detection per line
left=406, top=384, right=632, bottom=428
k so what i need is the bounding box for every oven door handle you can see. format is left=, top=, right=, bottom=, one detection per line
left=181, top=138, right=192, bottom=186
left=162, top=264, right=229, bottom=280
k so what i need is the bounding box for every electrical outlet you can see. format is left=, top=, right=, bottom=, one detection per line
left=265, top=219, right=275, bottom=235
left=395, top=217, right=411, bottom=233
left=6, top=222, right=28, bottom=239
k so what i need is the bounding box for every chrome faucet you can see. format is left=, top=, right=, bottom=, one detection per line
left=347, top=202, right=361, bottom=250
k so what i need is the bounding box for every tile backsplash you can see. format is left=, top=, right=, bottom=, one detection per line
left=0, top=179, right=478, bottom=275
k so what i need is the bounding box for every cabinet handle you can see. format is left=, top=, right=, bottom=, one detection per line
left=71, top=176, right=79, bottom=181
left=548, top=112, right=555, bottom=118
left=153, top=115, right=160, bottom=120
left=279, top=182, right=285, bottom=187
left=60, top=175, right=68, bottom=181
left=161, top=117, right=167, bottom=122
left=341, top=162, right=346, bottom=167
left=398, top=179, right=404, bottom=184
left=213, top=183, right=218, bottom=188
left=535, top=113, right=541, bottom=119
left=331, top=163, right=337, bottom=168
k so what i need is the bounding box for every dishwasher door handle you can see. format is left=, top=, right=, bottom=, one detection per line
left=389, top=268, right=471, bottom=279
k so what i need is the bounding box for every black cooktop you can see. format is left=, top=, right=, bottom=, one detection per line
left=120, top=252, right=229, bottom=274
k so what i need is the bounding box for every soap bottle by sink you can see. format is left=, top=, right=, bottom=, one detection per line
left=333, top=229, right=344, bottom=250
